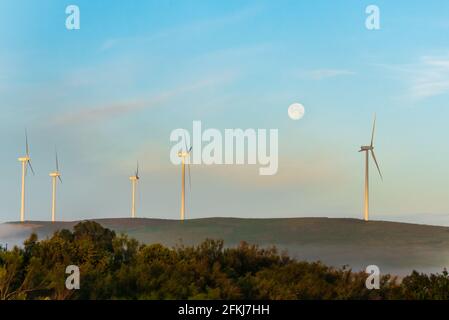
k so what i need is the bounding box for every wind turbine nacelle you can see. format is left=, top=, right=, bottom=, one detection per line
left=49, top=172, right=61, bottom=177
left=360, top=146, right=373, bottom=151
left=18, top=156, right=30, bottom=162
left=177, top=151, right=190, bottom=158
left=130, top=176, right=139, bottom=181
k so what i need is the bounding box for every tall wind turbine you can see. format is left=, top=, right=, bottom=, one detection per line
left=49, top=150, right=62, bottom=223
left=18, top=130, right=35, bottom=223
left=129, top=162, right=140, bottom=218
left=177, top=133, right=192, bottom=221
left=359, top=114, right=383, bottom=221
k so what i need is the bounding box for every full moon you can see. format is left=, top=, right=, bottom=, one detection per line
left=288, top=103, right=305, bottom=120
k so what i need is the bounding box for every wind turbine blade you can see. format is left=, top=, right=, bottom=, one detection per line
left=55, top=150, right=60, bottom=172
left=58, top=176, right=62, bottom=183
left=370, top=150, right=383, bottom=180
left=183, top=130, right=188, bottom=152
left=370, top=114, right=376, bottom=147
left=25, top=129, right=30, bottom=156
left=188, top=146, right=193, bottom=153
left=27, top=160, right=35, bottom=176
left=136, top=161, right=139, bottom=178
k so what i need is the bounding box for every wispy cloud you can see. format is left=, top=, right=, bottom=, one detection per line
left=164, top=155, right=347, bottom=190
left=100, top=5, right=263, bottom=51
left=301, top=69, right=355, bottom=80
left=52, top=72, right=237, bottom=125
left=408, top=55, right=449, bottom=99
left=385, top=54, right=449, bottom=100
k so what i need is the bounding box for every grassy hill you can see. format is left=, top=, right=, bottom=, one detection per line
left=2, top=217, right=449, bottom=275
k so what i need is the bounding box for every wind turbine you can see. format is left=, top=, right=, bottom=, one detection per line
left=18, top=130, right=35, bottom=223
left=49, top=150, right=62, bottom=223
left=359, top=114, right=383, bottom=221
left=129, top=162, right=140, bottom=218
left=177, top=133, right=192, bottom=221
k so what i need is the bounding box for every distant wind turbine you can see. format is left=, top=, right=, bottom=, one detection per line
left=359, top=114, right=383, bottom=221
left=49, top=150, right=62, bottom=223
left=129, top=162, right=140, bottom=218
left=18, top=130, right=35, bottom=223
left=177, top=133, right=192, bottom=221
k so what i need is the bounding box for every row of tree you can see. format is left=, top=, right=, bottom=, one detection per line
left=1, top=221, right=448, bottom=299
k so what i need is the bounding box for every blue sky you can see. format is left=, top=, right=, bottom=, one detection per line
left=0, top=0, right=448, bottom=224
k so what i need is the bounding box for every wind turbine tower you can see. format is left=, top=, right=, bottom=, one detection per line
left=49, top=151, right=62, bottom=223
left=359, top=114, right=383, bottom=221
left=177, top=134, right=192, bottom=221
left=129, top=162, right=140, bottom=218
left=18, top=131, right=35, bottom=223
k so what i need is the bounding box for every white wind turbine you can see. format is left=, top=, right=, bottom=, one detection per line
left=177, top=133, right=192, bottom=221
left=49, top=150, right=62, bottom=223
left=129, top=162, right=140, bottom=218
left=18, top=130, right=35, bottom=222
left=359, top=114, right=383, bottom=221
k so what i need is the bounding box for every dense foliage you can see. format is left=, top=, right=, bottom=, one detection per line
left=0, top=221, right=448, bottom=300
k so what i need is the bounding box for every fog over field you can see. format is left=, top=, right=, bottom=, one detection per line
left=2, top=217, right=449, bottom=276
